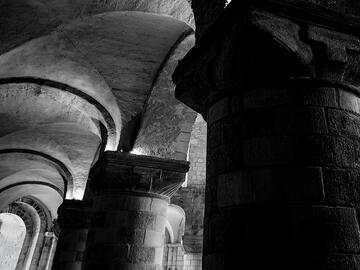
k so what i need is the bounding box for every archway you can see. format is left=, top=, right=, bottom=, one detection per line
left=0, top=213, right=26, bottom=270
left=0, top=197, right=55, bottom=270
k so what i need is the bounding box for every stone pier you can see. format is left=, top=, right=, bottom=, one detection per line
left=84, top=152, right=189, bottom=270
left=173, top=1, right=360, bottom=269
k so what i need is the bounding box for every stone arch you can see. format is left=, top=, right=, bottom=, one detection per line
left=1, top=197, right=53, bottom=270
left=2, top=201, right=40, bottom=270
left=0, top=78, right=118, bottom=151
left=0, top=150, right=72, bottom=199
left=0, top=0, right=194, bottom=56
left=20, top=197, right=53, bottom=270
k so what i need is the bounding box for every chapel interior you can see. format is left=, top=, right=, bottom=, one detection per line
left=1, top=0, right=360, bottom=269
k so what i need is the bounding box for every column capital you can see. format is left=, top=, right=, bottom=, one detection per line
left=88, top=152, right=190, bottom=198
left=173, top=0, right=360, bottom=115
left=56, top=199, right=92, bottom=229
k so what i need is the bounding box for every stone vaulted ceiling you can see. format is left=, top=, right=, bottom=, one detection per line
left=0, top=0, right=196, bottom=216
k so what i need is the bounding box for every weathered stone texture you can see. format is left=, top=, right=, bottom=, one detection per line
left=133, top=35, right=197, bottom=160
left=174, top=2, right=360, bottom=268
left=85, top=193, right=168, bottom=270
left=204, top=86, right=360, bottom=268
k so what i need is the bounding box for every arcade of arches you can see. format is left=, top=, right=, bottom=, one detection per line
left=2, top=0, right=360, bottom=269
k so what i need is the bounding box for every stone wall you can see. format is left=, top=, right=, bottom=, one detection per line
left=187, top=115, right=206, bottom=187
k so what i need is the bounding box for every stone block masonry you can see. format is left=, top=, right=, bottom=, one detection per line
left=86, top=192, right=168, bottom=270
left=173, top=1, right=360, bottom=268
left=83, top=152, right=189, bottom=270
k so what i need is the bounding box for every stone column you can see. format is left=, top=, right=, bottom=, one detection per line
left=173, top=1, right=360, bottom=269
left=84, top=152, right=189, bottom=270
left=37, top=231, right=57, bottom=270
left=52, top=200, right=92, bottom=270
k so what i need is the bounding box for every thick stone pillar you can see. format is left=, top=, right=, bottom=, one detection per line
left=84, top=152, right=189, bottom=270
left=203, top=86, right=360, bottom=269
left=173, top=1, right=360, bottom=269
left=52, top=200, right=92, bottom=270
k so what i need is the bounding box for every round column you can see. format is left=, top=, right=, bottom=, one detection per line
left=203, top=83, right=360, bottom=269
left=37, top=231, right=58, bottom=270
left=85, top=191, right=168, bottom=269
left=52, top=200, right=92, bottom=270
left=83, top=152, right=189, bottom=270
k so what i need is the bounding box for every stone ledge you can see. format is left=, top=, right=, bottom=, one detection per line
left=104, top=152, right=189, bottom=173
left=89, top=152, right=190, bottom=198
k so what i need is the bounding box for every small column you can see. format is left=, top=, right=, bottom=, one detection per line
left=84, top=152, right=189, bottom=270
left=37, top=231, right=57, bottom=270
left=52, top=200, right=92, bottom=270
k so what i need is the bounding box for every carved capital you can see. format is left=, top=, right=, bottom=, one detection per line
left=174, top=0, right=360, bottom=114
left=307, top=25, right=360, bottom=84
left=308, top=26, right=360, bottom=63
left=88, top=152, right=189, bottom=198
left=251, top=10, right=313, bottom=64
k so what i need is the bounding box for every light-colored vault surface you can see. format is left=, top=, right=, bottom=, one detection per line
left=0, top=1, right=195, bottom=217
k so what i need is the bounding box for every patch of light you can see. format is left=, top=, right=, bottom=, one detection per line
left=225, top=0, right=232, bottom=7
left=105, top=141, right=116, bottom=151
left=182, top=146, right=191, bottom=188
left=73, top=189, right=85, bottom=200
left=130, top=148, right=145, bottom=156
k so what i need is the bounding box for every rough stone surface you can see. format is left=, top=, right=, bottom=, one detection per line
left=0, top=0, right=194, bottom=55
left=133, top=35, right=196, bottom=160
left=52, top=200, right=92, bottom=270
left=85, top=192, right=168, bottom=270
left=174, top=2, right=360, bottom=269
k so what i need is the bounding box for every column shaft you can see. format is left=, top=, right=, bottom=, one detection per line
left=85, top=191, right=168, bottom=270
left=37, top=232, right=57, bottom=270
left=203, top=84, right=360, bottom=269
left=52, top=200, right=91, bottom=270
